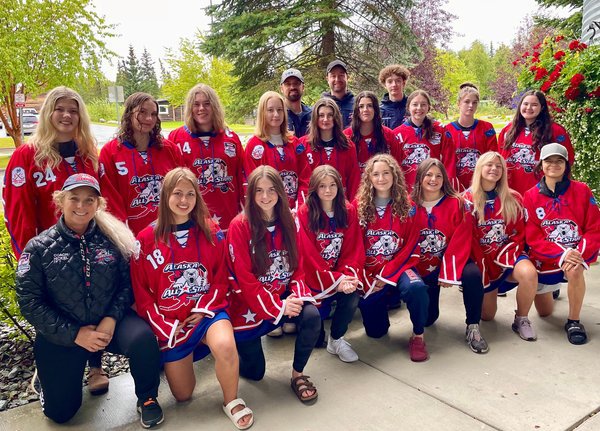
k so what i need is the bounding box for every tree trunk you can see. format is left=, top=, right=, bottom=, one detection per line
left=0, top=85, right=23, bottom=148
left=319, top=0, right=337, bottom=69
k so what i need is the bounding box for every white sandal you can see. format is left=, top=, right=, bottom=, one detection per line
left=222, top=398, right=254, bottom=430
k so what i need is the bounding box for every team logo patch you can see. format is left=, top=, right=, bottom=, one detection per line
left=365, top=229, right=400, bottom=260
left=224, top=142, right=236, bottom=157
left=17, top=253, right=31, bottom=276
left=418, top=229, right=447, bottom=256
left=456, top=148, right=479, bottom=173
left=195, top=158, right=233, bottom=192
left=251, top=145, right=264, bottom=159
left=402, top=144, right=430, bottom=170
left=160, top=262, right=210, bottom=311
left=95, top=249, right=116, bottom=264
left=280, top=170, right=298, bottom=200
left=507, top=144, right=535, bottom=172
left=430, top=132, right=442, bottom=145
left=11, top=167, right=26, bottom=187
left=542, top=219, right=581, bottom=247
left=258, top=250, right=291, bottom=288
left=317, top=232, right=344, bottom=265
left=479, top=220, right=507, bottom=246
left=129, top=175, right=162, bottom=219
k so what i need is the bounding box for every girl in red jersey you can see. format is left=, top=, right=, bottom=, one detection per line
left=297, top=165, right=365, bottom=362
left=444, top=83, right=498, bottom=192
left=343, top=91, right=399, bottom=172
left=524, top=143, right=600, bottom=345
left=465, top=152, right=539, bottom=341
left=499, top=90, right=574, bottom=196
left=354, top=154, right=430, bottom=362
left=3, top=86, right=98, bottom=258
left=2, top=86, right=110, bottom=393
left=98, top=92, right=183, bottom=235
left=300, top=98, right=361, bottom=200
left=227, top=166, right=321, bottom=404
left=168, top=84, right=245, bottom=231
left=412, top=158, right=488, bottom=354
left=393, top=90, right=456, bottom=191
left=244, top=91, right=310, bottom=212
left=131, top=168, right=253, bottom=429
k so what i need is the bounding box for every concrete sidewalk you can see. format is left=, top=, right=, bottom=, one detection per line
left=2, top=267, right=600, bottom=431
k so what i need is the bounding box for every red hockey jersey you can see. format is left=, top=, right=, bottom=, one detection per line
left=244, top=135, right=311, bottom=211
left=131, top=221, right=229, bottom=349
left=296, top=202, right=365, bottom=303
left=342, top=126, right=399, bottom=172
left=445, top=120, right=498, bottom=192
left=168, top=126, right=245, bottom=231
left=524, top=180, right=600, bottom=273
left=464, top=190, right=525, bottom=287
left=392, top=121, right=457, bottom=191
left=414, top=195, right=472, bottom=285
left=299, top=137, right=361, bottom=201
left=226, top=214, right=315, bottom=331
left=352, top=200, right=420, bottom=297
left=498, top=122, right=573, bottom=196
left=98, top=138, right=183, bottom=235
left=3, top=143, right=97, bottom=257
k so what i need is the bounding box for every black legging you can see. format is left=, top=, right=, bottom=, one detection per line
left=424, top=262, right=483, bottom=326
left=237, top=302, right=320, bottom=381
left=34, top=310, right=160, bottom=424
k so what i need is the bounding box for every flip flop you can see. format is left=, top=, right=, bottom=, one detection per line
left=222, top=398, right=254, bottom=430
left=565, top=321, right=588, bottom=345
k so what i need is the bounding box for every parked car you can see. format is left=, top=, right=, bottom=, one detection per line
left=22, top=108, right=38, bottom=116
left=22, top=115, right=39, bottom=135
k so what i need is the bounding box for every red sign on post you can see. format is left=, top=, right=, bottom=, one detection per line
left=15, top=93, right=25, bottom=108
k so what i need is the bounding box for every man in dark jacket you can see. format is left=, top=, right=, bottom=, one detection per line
left=280, top=68, right=312, bottom=138
left=379, top=64, right=410, bottom=129
left=323, top=59, right=354, bottom=128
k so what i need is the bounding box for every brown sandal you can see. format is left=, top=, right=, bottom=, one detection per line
left=290, top=375, right=318, bottom=404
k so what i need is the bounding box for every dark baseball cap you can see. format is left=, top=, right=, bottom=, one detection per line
left=326, top=60, right=347, bottom=74
left=62, top=173, right=101, bottom=195
left=281, top=68, right=304, bottom=84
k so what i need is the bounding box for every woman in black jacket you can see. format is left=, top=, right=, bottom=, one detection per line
left=16, top=173, right=164, bottom=428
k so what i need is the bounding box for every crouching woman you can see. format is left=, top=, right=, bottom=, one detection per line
left=16, top=173, right=164, bottom=428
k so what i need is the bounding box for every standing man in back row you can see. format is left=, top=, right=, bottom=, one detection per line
left=323, top=60, right=354, bottom=128
left=280, top=68, right=312, bottom=138
left=379, top=64, right=410, bottom=129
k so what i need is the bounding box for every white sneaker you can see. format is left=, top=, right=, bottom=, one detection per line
left=326, top=336, right=359, bottom=362
left=267, top=327, right=283, bottom=337
left=282, top=322, right=297, bottom=334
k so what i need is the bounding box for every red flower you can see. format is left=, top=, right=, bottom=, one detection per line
left=553, top=51, right=565, bottom=60
left=531, top=57, right=540, bottom=63
left=541, top=80, right=552, bottom=92
left=569, top=40, right=580, bottom=50
left=533, top=51, right=540, bottom=58
left=556, top=61, right=566, bottom=70
left=580, top=42, right=588, bottom=50
left=530, top=65, right=537, bottom=72
left=570, top=73, right=585, bottom=87
left=512, top=60, right=519, bottom=66
left=534, top=67, right=548, bottom=81
left=585, top=107, right=593, bottom=114
left=555, top=35, right=564, bottom=42
left=565, top=87, right=580, bottom=100
left=549, top=70, right=560, bottom=82
left=522, top=51, right=530, bottom=58
left=589, top=87, right=600, bottom=98
left=533, top=42, right=542, bottom=50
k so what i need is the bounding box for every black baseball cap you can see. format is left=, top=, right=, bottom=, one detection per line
left=326, top=60, right=347, bottom=74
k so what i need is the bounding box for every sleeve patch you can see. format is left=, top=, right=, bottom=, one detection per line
left=409, top=205, right=417, bottom=217
left=251, top=145, right=264, bottom=160
left=17, top=252, right=31, bottom=276
left=296, top=143, right=305, bottom=154
left=485, top=129, right=496, bottom=137
left=224, top=142, right=236, bottom=157
left=11, top=167, right=26, bottom=187
left=591, top=196, right=597, bottom=206
left=556, top=134, right=565, bottom=143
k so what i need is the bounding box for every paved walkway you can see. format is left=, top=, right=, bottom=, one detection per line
left=1, top=267, right=600, bottom=431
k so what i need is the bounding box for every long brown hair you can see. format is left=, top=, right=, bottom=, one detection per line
left=154, top=168, right=212, bottom=244
left=350, top=91, right=387, bottom=155
left=245, top=166, right=298, bottom=276
left=306, top=98, right=349, bottom=151
left=503, top=90, right=553, bottom=153
left=406, top=90, right=434, bottom=141
left=411, top=158, right=461, bottom=206
left=306, top=165, right=348, bottom=233
left=356, top=154, right=411, bottom=226
left=118, top=92, right=163, bottom=148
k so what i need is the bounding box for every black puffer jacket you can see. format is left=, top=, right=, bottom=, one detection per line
left=16, top=217, right=132, bottom=347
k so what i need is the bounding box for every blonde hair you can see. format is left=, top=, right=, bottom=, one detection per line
left=254, top=91, right=293, bottom=142
left=356, top=154, right=411, bottom=227
left=457, top=82, right=480, bottom=103
left=470, top=152, right=522, bottom=225
left=53, top=190, right=136, bottom=258
left=32, top=86, right=98, bottom=170
left=184, top=84, right=226, bottom=134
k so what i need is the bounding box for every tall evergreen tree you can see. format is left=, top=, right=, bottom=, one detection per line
left=123, top=45, right=142, bottom=97
left=140, top=48, right=159, bottom=97
left=534, top=0, right=583, bottom=37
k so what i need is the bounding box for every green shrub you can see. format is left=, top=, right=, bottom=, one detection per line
left=0, top=223, right=19, bottom=320
left=516, top=36, right=600, bottom=192
left=86, top=98, right=124, bottom=123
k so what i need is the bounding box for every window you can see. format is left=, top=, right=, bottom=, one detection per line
left=158, top=104, right=169, bottom=115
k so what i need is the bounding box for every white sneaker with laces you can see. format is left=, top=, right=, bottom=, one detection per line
left=327, top=336, right=359, bottom=362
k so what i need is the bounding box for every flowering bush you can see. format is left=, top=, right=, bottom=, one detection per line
left=515, top=36, right=600, bottom=191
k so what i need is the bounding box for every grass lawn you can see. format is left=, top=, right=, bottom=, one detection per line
left=160, top=121, right=254, bottom=135
left=0, top=155, right=9, bottom=169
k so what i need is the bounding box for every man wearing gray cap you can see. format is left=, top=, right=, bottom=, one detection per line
left=323, top=60, right=354, bottom=128
left=280, top=68, right=312, bottom=138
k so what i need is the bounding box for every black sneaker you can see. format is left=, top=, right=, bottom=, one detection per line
left=137, top=397, right=164, bottom=428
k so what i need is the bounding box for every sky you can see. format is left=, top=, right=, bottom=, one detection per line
left=94, top=0, right=571, bottom=80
